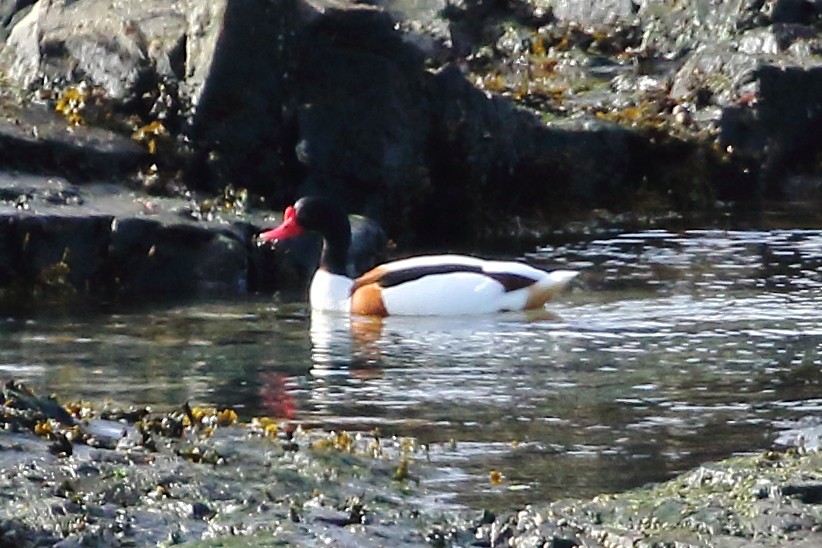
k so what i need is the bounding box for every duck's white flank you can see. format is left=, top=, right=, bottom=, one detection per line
left=381, top=271, right=517, bottom=315
left=308, top=255, right=577, bottom=316
left=380, top=266, right=577, bottom=316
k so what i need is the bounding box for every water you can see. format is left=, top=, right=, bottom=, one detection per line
left=1, top=228, right=821, bottom=511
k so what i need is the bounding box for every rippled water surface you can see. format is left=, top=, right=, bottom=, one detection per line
left=2, top=228, right=821, bottom=510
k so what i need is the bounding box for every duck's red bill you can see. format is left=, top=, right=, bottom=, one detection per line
left=258, top=205, right=303, bottom=243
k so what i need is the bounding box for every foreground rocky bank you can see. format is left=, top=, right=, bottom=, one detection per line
left=0, top=382, right=820, bottom=547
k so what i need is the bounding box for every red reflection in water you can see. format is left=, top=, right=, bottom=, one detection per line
left=259, top=373, right=296, bottom=419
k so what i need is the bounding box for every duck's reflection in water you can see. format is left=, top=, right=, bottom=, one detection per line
left=310, top=312, right=384, bottom=378
left=309, top=309, right=563, bottom=376
left=307, top=309, right=568, bottom=424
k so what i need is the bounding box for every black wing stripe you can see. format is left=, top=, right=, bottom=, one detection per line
left=378, top=264, right=535, bottom=292
left=485, top=272, right=537, bottom=292
left=378, top=264, right=481, bottom=288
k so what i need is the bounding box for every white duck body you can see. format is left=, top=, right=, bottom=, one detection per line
left=311, top=254, right=578, bottom=316
left=309, top=269, right=354, bottom=313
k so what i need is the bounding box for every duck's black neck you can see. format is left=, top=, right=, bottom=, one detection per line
left=320, top=241, right=349, bottom=276
left=291, top=195, right=353, bottom=277
left=319, top=224, right=351, bottom=277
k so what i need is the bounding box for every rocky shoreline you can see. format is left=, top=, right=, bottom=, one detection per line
left=0, top=1, right=820, bottom=293
left=0, top=0, right=822, bottom=298
left=0, top=382, right=819, bottom=547
left=2, top=336, right=818, bottom=545
left=1, top=1, right=822, bottom=301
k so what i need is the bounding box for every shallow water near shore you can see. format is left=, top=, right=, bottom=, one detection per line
left=1, top=228, right=821, bottom=512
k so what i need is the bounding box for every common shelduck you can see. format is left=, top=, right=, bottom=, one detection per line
left=258, top=197, right=578, bottom=316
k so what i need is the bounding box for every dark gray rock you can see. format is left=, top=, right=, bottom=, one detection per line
left=186, top=0, right=431, bottom=238
left=783, top=481, right=822, bottom=504
left=182, top=0, right=295, bottom=199
left=772, top=0, right=821, bottom=24
left=0, top=174, right=389, bottom=303
left=108, top=219, right=248, bottom=297
left=421, top=64, right=709, bottom=242
left=0, top=218, right=12, bottom=285
left=0, top=176, right=253, bottom=300
left=2, top=213, right=112, bottom=296
left=0, top=103, right=149, bottom=182
left=291, top=4, right=429, bottom=219
left=719, top=64, right=822, bottom=195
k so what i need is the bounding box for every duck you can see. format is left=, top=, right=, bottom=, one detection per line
left=257, top=196, right=578, bottom=316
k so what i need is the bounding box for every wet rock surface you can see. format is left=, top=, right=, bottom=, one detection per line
left=0, top=382, right=820, bottom=547
left=0, top=382, right=431, bottom=546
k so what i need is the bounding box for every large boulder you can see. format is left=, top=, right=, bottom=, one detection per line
left=186, top=0, right=431, bottom=227
left=420, top=65, right=646, bottom=242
